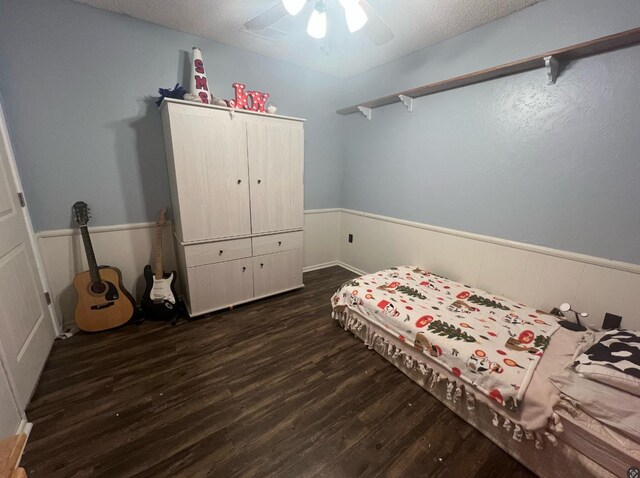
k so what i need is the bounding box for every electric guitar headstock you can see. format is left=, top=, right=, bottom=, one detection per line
left=72, top=201, right=91, bottom=227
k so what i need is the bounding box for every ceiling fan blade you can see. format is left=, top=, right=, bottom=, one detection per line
left=244, top=2, right=288, bottom=31
left=359, top=0, right=395, bottom=45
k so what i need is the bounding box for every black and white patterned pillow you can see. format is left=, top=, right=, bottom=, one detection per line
left=572, top=329, right=640, bottom=396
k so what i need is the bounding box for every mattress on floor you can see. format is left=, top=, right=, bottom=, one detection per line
left=549, top=331, right=640, bottom=476
left=334, top=307, right=617, bottom=478
left=332, top=265, right=562, bottom=420
left=332, top=266, right=640, bottom=477
left=555, top=403, right=640, bottom=477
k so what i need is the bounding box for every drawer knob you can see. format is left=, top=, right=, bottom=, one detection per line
left=278, top=241, right=282, bottom=246
left=242, top=266, right=246, bottom=272
left=257, top=179, right=262, bottom=184
left=260, top=263, right=264, bottom=268
left=237, top=179, right=242, bottom=184
left=219, top=250, right=224, bottom=255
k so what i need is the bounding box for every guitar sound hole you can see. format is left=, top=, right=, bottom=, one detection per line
left=91, top=282, right=107, bottom=294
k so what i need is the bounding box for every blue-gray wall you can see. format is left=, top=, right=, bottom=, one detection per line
left=0, top=0, right=344, bottom=231
left=337, top=0, right=640, bottom=264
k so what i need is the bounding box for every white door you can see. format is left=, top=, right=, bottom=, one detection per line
left=0, top=360, right=22, bottom=437
left=0, top=104, right=56, bottom=410
left=247, top=120, right=304, bottom=234
left=165, top=104, right=251, bottom=242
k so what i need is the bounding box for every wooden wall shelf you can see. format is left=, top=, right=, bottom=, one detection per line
left=337, top=27, right=640, bottom=117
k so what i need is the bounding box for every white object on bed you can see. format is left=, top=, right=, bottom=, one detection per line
left=551, top=367, right=640, bottom=443
left=570, top=329, right=640, bottom=397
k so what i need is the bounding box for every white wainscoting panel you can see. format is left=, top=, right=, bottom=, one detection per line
left=303, top=209, right=340, bottom=271
left=621, top=275, right=640, bottom=325
left=477, top=243, right=529, bottom=301
left=532, top=256, right=584, bottom=313
left=37, top=212, right=339, bottom=327
left=514, top=253, right=546, bottom=308
left=338, top=209, right=640, bottom=330
left=36, top=209, right=640, bottom=331
left=573, top=265, right=633, bottom=328
left=339, top=211, right=487, bottom=288
left=421, top=231, right=485, bottom=288
left=37, top=223, right=176, bottom=329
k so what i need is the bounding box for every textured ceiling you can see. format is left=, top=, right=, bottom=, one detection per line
left=72, top=0, right=541, bottom=78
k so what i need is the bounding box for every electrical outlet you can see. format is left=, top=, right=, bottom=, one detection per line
left=348, top=234, right=353, bottom=243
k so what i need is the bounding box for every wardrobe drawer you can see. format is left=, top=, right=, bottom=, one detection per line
left=252, top=231, right=303, bottom=256
left=183, top=238, right=252, bottom=267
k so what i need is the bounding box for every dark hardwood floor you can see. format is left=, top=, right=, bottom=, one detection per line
left=23, top=266, right=536, bottom=477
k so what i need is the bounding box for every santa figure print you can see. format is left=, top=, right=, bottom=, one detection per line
left=377, top=300, right=400, bottom=317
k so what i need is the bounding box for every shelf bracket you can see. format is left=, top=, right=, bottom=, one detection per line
left=398, top=95, right=414, bottom=112
left=357, top=106, right=372, bottom=120
left=544, top=55, right=560, bottom=85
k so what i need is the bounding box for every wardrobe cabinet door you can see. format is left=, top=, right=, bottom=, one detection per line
left=186, top=259, right=254, bottom=316
left=247, top=120, right=303, bottom=234
left=253, top=249, right=303, bottom=298
left=165, top=104, right=251, bottom=242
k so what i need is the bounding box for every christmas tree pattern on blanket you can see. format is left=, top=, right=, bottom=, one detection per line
left=331, top=266, right=560, bottom=411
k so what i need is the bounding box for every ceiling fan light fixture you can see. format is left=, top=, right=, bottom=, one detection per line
left=307, top=1, right=327, bottom=39
left=337, top=0, right=357, bottom=8
left=282, top=0, right=306, bottom=16
left=343, top=2, right=368, bottom=33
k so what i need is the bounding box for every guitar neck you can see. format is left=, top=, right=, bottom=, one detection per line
left=80, top=225, right=101, bottom=284
left=154, top=223, right=164, bottom=279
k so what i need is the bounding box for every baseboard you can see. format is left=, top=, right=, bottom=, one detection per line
left=335, top=261, right=367, bottom=275
left=303, top=260, right=366, bottom=276
left=15, top=419, right=31, bottom=437
left=13, top=419, right=30, bottom=468
left=303, top=261, right=339, bottom=272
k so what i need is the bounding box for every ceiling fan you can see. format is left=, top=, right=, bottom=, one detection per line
left=244, top=0, right=395, bottom=45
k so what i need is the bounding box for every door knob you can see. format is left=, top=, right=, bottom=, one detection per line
left=257, top=179, right=262, bottom=184
left=260, top=263, right=264, bottom=268
left=242, top=266, right=246, bottom=272
left=278, top=241, right=282, bottom=246
left=237, top=179, right=242, bottom=184
left=219, top=250, right=224, bottom=255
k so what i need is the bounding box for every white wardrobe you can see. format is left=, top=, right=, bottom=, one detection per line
left=160, top=99, right=304, bottom=316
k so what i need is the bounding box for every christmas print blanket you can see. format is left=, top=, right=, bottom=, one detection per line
left=331, top=266, right=560, bottom=411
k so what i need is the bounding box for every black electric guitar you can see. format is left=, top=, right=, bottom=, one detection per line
left=141, top=209, right=179, bottom=320
left=72, top=201, right=136, bottom=332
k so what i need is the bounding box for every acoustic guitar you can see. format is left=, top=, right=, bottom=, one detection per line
left=141, top=208, right=179, bottom=321
left=72, top=201, right=136, bottom=332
